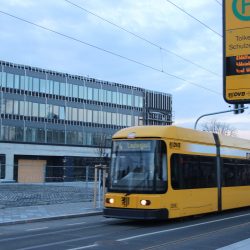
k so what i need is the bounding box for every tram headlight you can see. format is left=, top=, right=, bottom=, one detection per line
left=106, top=198, right=114, bottom=204
left=140, top=199, right=151, bottom=206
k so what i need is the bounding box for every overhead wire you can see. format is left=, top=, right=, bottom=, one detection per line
left=165, top=0, right=222, bottom=37
left=65, top=0, right=221, bottom=77
left=0, top=9, right=221, bottom=96
left=214, top=0, right=222, bottom=6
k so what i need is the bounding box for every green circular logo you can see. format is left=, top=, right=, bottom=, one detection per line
left=233, top=0, right=250, bottom=20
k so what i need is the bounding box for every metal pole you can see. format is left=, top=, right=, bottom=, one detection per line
left=98, top=168, right=101, bottom=208
left=93, top=166, right=98, bottom=208
left=102, top=166, right=107, bottom=200
left=194, top=107, right=248, bottom=130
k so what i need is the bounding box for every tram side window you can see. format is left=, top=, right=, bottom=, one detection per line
left=222, top=158, right=250, bottom=187
left=171, top=154, right=216, bottom=190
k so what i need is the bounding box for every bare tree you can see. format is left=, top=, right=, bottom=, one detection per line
left=94, top=133, right=110, bottom=160
left=201, top=119, right=237, bottom=137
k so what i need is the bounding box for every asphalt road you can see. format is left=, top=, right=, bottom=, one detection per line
left=1, top=208, right=250, bottom=250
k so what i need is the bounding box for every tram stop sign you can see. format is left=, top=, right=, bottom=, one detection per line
left=223, top=0, right=250, bottom=104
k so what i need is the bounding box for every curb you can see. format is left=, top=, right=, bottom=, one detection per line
left=0, top=210, right=103, bottom=226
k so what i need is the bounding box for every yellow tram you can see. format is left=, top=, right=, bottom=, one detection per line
left=104, top=126, right=250, bottom=219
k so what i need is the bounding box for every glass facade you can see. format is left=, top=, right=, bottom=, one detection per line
left=0, top=60, right=172, bottom=147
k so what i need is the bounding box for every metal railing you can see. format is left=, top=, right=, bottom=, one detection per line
left=0, top=164, right=108, bottom=209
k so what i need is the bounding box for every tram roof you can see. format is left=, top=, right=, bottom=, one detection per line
left=113, top=126, right=250, bottom=149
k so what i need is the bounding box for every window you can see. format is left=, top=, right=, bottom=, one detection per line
left=1, top=72, right=6, bottom=88
left=0, top=99, right=5, bottom=114
left=6, top=100, right=13, bottom=114
left=60, top=82, right=66, bottom=96
left=78, top=108, right=84, bottom=121
left=128, top=95, right=132, bottom=106
left=39, top=103, right=46, bottom=118
left=93, top=110, right=98, bottom=123
left=45, top=79, right=50, bottom=94
left=54, top=81, right=60, bottom=95
left=86, top=132, right=92, bottom=145
left=87, top=110, right=92, bottom=122
left=222, top=158, right=250, bottom=186
left=13, top=100, right=19, bottom=115
left=73, top=84, right=78, bottom=98
left=83, top=109, right=87, bottom=122
left=102, top=111, right=107, bottom=124
left=33, top=78, right=40, bottom=92
left=58, top=130, right=65, bottom=144
left=40, top=79, right=46, bottom=93
left=109, top=140, right=167, bottom=193
left=84, top=86, right=88, bottom=99
left=134, top=96, right=139, bottom=107
left=87, top=87, right=93, bottom=100
left=112, top=91, right=117, bottom=104
left=9, top=127, right=15, bottom=141
left=46, top=104, right=53, bottom=119
left=67, top=131, right=78, bottom=144
left=93, top=88, right=98, bottom=101
left=99, top=89, right=106, bottom=102
left=107, top=112, right=111, bottom=125
left=77, top=131, right=83, bottom=145
left=46, top=129, right=53, bottom=143
left=14, top=75, right=20, bottom=89
left=79, top=85, right=84, bottom=99
left=112, top=113, right=117, bottom=125
left=19, top=101, right=25, bottom=116
left=15, top=127, right=24, bottom=142
left=66, top=107, right=72, bottom=120
left=134, top=116, right=139, bottom=126
left=127, top=115, right=132, bottom=126
left=171, top=154, right=216, bottom=189
left=6, top=73, right=14, bottom=88
left=59, top=106, right=65, bottom=120
left=72, top=108, right=78, bottom=121
left=27, top=77, right=33, bottom=91
left=26, top=127, right=36, bottom=142
left=139, top=96, right=143, bottom=108
left=33, top=103, right=39, bottom=117
left=53, top=105, right=59, bottom=119
left=122, top=93, right=127, bottom=106
left=118, top=93, right=123, bottom=105
left=99, top=89, right=104, bottom=102
left=122, top=114, right=127, bottom=126
left=1, top=126, right=8, bottom=140
left=20, top=76, right=25, bottom=90
left=37, top=128, right=45, bottom=143
left=49, top=80, right=53, bottom=95
left=107, top=91, right=112, bottom=103
left=99, top=111, right=103, bottom=124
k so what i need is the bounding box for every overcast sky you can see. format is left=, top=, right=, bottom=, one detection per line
left=0, top=0, right=249, bottom=138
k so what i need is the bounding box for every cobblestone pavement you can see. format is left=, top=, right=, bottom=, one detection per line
left=0, top=183, right=96, bottom=208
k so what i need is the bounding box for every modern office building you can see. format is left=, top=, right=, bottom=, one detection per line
left=0, top=60, right=172, bottom=182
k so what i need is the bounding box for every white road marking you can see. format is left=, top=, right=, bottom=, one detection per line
left=216, top=238, right=250, bottom=250
left=117, top=212, right=250, bottom=242
left=16, top=235, right=101, bottom=250
left=26, top=227, right=48, bottom=232
left=67, top=244, right=97, bottom=250
left=67, top=222, right=86, bottom=226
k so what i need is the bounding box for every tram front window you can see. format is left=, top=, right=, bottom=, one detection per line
left=109, top=140, right=167, bottom=194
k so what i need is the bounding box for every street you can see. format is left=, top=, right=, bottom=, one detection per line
left=0, top=208, right=250, bottom=250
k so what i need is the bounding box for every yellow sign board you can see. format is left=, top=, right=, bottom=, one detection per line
left=224, top=0, right=250, bottom=103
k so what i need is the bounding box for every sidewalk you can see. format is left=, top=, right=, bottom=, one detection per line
left=0, top=201, right=103, bottom=226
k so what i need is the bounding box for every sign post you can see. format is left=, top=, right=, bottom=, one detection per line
left=223, top=0, right=250, bottom=103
